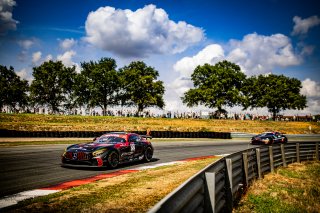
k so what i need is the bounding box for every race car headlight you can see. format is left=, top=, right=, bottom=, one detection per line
left=92, top=148, right=107, bottom=157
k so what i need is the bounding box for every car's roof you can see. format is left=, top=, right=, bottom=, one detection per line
left=102, top=132, right=139, bottom=137
left=108, top=132, right=128, bottom=135
left=263, top=131, right=280, bottom=134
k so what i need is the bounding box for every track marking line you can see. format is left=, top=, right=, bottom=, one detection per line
left=0, top=189, right=60, bottom=209
left=41, top=170, right=138, bottom=190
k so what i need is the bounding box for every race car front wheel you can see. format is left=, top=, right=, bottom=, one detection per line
left=144, top=147, right=153, bottom=162
left=107, top=151, right=119, bottom=168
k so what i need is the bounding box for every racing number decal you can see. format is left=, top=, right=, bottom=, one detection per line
left=130, top=143, right=135, bottom=152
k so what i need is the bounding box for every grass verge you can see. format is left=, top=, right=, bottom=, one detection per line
left=233, top=161, right=320, bottom=213
left=3, top=157, right=220, bottom=213
left=1, top=113, right=319, bottom=134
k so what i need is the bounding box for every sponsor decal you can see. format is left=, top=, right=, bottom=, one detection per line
left=130, top=143, right=135, bottom=152
left=72, top=152, right=77, bottom=160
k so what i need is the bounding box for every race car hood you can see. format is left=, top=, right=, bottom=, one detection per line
left=66, top=143, right=115, bottom=152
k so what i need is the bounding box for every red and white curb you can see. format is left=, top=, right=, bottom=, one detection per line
left=0, top=155, right=220, bottom=209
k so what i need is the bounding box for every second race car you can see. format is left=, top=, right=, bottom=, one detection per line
left=61, top=132, right=153, bottom=168
left=251, top=132, right=288, bottom=145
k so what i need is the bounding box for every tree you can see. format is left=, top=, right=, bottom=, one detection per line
left=182, top=60, right=246, bottom=114
left=0, top=65, right=29, bottom=112
left=78, top=58, right=120, bottom=116
left=119, top=61, right=165, bottom=114
left=30, top=60, right=76, bottom=114
left=242, top=74, right=307, bottom=120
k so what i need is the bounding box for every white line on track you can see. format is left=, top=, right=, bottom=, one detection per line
left=0, top=189, right=61, bottom=209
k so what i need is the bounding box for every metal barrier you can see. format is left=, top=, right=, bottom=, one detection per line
left=148, top=142, right=319, bottom=213
left=0, top=129, right=231, bottom=139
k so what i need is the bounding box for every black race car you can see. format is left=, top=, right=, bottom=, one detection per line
left=251, top=132, right=288, bottom=145
left=61, top=132, right=153, bottom=168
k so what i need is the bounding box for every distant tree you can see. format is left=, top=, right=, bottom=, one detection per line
left=72, top=72, right=91, bottom=110
left=78, top=58, right=120, bottom=116
left=0, top=65, right=29, bottom=112
left=182, top=60, right=246, bottom=114
left=30, top=60, right=76, bottom=114
left=119, top=61, right=165, bottom=114
left=242, top=74, right=307, bottom=120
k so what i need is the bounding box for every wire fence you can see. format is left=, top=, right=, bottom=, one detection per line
left=148, top=142, right=319, bottom=213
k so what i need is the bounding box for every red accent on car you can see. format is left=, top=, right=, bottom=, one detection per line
left=77, top=152, right=89, bottom=160
left=65, top=152, right=72, bottom=159
left=114, top=143, right=122, bottom=148
left=96, top=157, right=103, bottom=167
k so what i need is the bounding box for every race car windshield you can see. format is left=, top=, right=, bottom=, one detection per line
left=95, top=136, right=126, bottom=144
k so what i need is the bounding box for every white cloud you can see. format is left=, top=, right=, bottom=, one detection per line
left=16, top=68, right=34, bottom=82
left=18, top=50, right=27, bottom=62
left=57, top=50, right=76, bottom=67
left=292, top=15, right=320, bottom=36
left=300, top=43, right=314, bottom=56
left=32, top=51, right=42, bottom=64
left=57, top=50, right=80, bottom=72
left=301, top=78, right=320, bottom=98
left=173, top=44, right=224, bottom=77
left=0, top=0, right=18, bottom=35
left=173, top=33, right=301, bottom=77
left=18, top=39, right=34, bottom=49
left=16, top=68, right=28, bottom=79
left=45, top=54, right=53, bottom=62
left=84, top=4, right=204, bottom=58
left=59, top=38, right=76, bottom=50
left=227, top=33, right=301, bottom=75
left=300, top=79, right=320, bottom=114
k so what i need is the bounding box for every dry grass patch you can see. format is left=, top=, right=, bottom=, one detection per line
left=1, top=113, right=319, bottom=134
left=5, top=157, right=219, bottom=213
left=234, top=161, right=320, bottom=213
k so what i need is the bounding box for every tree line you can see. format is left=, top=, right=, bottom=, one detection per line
left=0, top=59, right=306, bottom=120
left=1, top=58, right=164, bottom=116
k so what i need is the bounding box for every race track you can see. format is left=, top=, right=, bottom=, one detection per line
left=0, top=140, right=263, bottom=198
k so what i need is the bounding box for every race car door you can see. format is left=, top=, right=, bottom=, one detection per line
left=128, top=134, right=143, bottom=158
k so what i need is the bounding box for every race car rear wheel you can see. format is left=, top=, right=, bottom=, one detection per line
left=107, top=151, right=119, bottom=168
left=144, top=147, right=153, bottom=162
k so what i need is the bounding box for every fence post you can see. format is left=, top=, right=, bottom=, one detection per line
left=296, top=143, right=300, bottom=163
left=256, top=148, right=262, bottom=179
left=225, top=158, right=233, bottom=213
left=269, top=146, right=274, bottom=172
left=205, top=172, right=215, bottom=213
left=242, top=153, right=248, bottom=186
left=316, top=143, right=319, bottom=161
left=281, top=144, right=287, bottom=167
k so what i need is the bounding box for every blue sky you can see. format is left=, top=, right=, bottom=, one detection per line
left=1, top=0, right=319, bottom=115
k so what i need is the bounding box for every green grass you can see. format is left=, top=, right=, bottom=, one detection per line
left=234, top=161, right=320, bottom=213
left=1, top=113, right=320, bottom=134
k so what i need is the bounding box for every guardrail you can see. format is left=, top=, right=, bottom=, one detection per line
left=148, top=142, right=319, bottom=213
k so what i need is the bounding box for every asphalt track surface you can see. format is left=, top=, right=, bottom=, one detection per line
left=0, top=138, right=318, bottom=198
